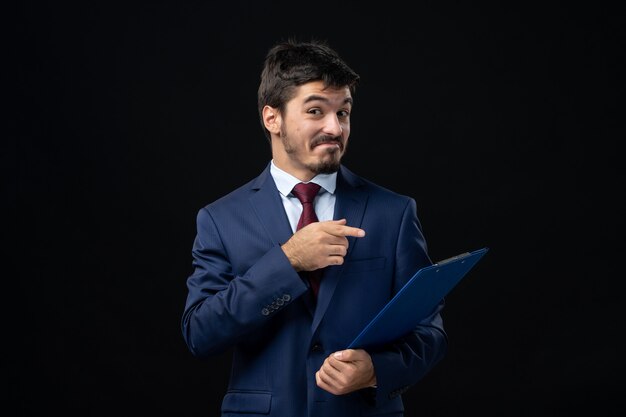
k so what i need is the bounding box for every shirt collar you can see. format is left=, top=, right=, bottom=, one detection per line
left=270, top=160, right=337, bottom=197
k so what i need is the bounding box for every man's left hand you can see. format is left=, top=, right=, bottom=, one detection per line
left=315, top=349, right=377, bottom=395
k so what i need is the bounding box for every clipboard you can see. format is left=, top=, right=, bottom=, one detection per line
left=347, top=247, right=489, bottom=349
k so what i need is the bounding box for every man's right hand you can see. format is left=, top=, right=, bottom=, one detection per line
left=281, top=218, right=365, bottom=272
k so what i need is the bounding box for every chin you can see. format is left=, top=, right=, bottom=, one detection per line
left=312, top=159, right=341, bottom=174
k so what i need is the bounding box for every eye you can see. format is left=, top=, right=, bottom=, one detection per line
left=308, top=108, right=323, bottom=115
left=338, top=110, right=350, bottom=118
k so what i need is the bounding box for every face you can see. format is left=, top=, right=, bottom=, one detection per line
left=267, top=81, right=352, bottom=181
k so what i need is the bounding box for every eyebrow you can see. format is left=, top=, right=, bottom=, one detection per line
left=303, top=94, right=353, bottom=106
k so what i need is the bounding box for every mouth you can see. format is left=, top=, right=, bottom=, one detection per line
left=312, top=138, right=343, bottom=151
left=315, top=142, right=341, bottom=150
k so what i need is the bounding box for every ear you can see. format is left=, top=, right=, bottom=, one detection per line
left=262, top=105, right=281, bottom=134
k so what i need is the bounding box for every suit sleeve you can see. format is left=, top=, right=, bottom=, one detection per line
left=181, top=207, right=308, bottom=357
left=367, top=198, right=448, bottom=404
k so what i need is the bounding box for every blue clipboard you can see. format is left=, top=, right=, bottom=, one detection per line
left=347, top=247, right=489, bottom=349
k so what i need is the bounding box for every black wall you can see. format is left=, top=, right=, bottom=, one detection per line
left=7, top=2, right=624, bottom=416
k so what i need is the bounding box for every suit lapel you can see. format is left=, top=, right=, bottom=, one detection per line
left=248, top=165, right=294, bottom=247
left=311, top=166, right=368, bottom=334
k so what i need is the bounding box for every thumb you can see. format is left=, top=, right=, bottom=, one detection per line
left=332, top=349, right=354, bottom=361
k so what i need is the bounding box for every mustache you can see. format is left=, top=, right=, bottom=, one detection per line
left=311, top=135, right=343, bottom=149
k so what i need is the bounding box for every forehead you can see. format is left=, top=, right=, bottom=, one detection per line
left=292, top=80, right=353, bottom=105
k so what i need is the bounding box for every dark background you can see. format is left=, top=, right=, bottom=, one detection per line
left=7, top=2, right=624, bottom=416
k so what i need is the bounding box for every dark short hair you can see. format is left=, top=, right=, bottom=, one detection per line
left=257, top=38, right=360, bottom=141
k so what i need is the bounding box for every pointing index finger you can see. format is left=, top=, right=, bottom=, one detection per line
left=332, top=219, right=365, bottom=237
left=343, top=226, right=366, bottom=238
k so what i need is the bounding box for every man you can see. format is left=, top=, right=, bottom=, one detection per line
left=181, top=38, right=448, bottom=417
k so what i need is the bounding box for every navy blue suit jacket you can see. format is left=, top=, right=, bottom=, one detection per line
left=182, top=164, right=448, bottom=417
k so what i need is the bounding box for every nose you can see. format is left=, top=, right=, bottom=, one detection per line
left=323, top=114, right=344, bottom=137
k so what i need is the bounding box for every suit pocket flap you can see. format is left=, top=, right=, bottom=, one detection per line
left=221, top=391, right=272, bottom=414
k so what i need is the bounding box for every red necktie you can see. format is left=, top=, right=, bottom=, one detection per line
left=291, top=182, right=322, bottom=298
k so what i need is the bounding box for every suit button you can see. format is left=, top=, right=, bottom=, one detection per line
left=312, top=343, right=322, bottom=352
left=261, top=308, right=270, bottom=316
left=282, top=294, right=291, bottom=302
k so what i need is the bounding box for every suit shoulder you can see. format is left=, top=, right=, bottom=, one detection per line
left=362, top=177, right=412, bottom=200
left=198, top=176, right=259, bottom=213
left=341, top=166, right=414, bottom=202
left=197, top=165, right=275, bottom=215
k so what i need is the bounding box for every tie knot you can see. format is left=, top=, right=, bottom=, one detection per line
left=292, top=182, right=321, bottom=204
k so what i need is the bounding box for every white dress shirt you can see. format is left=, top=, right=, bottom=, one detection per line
left=270, top=160, right=337, bottom=233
